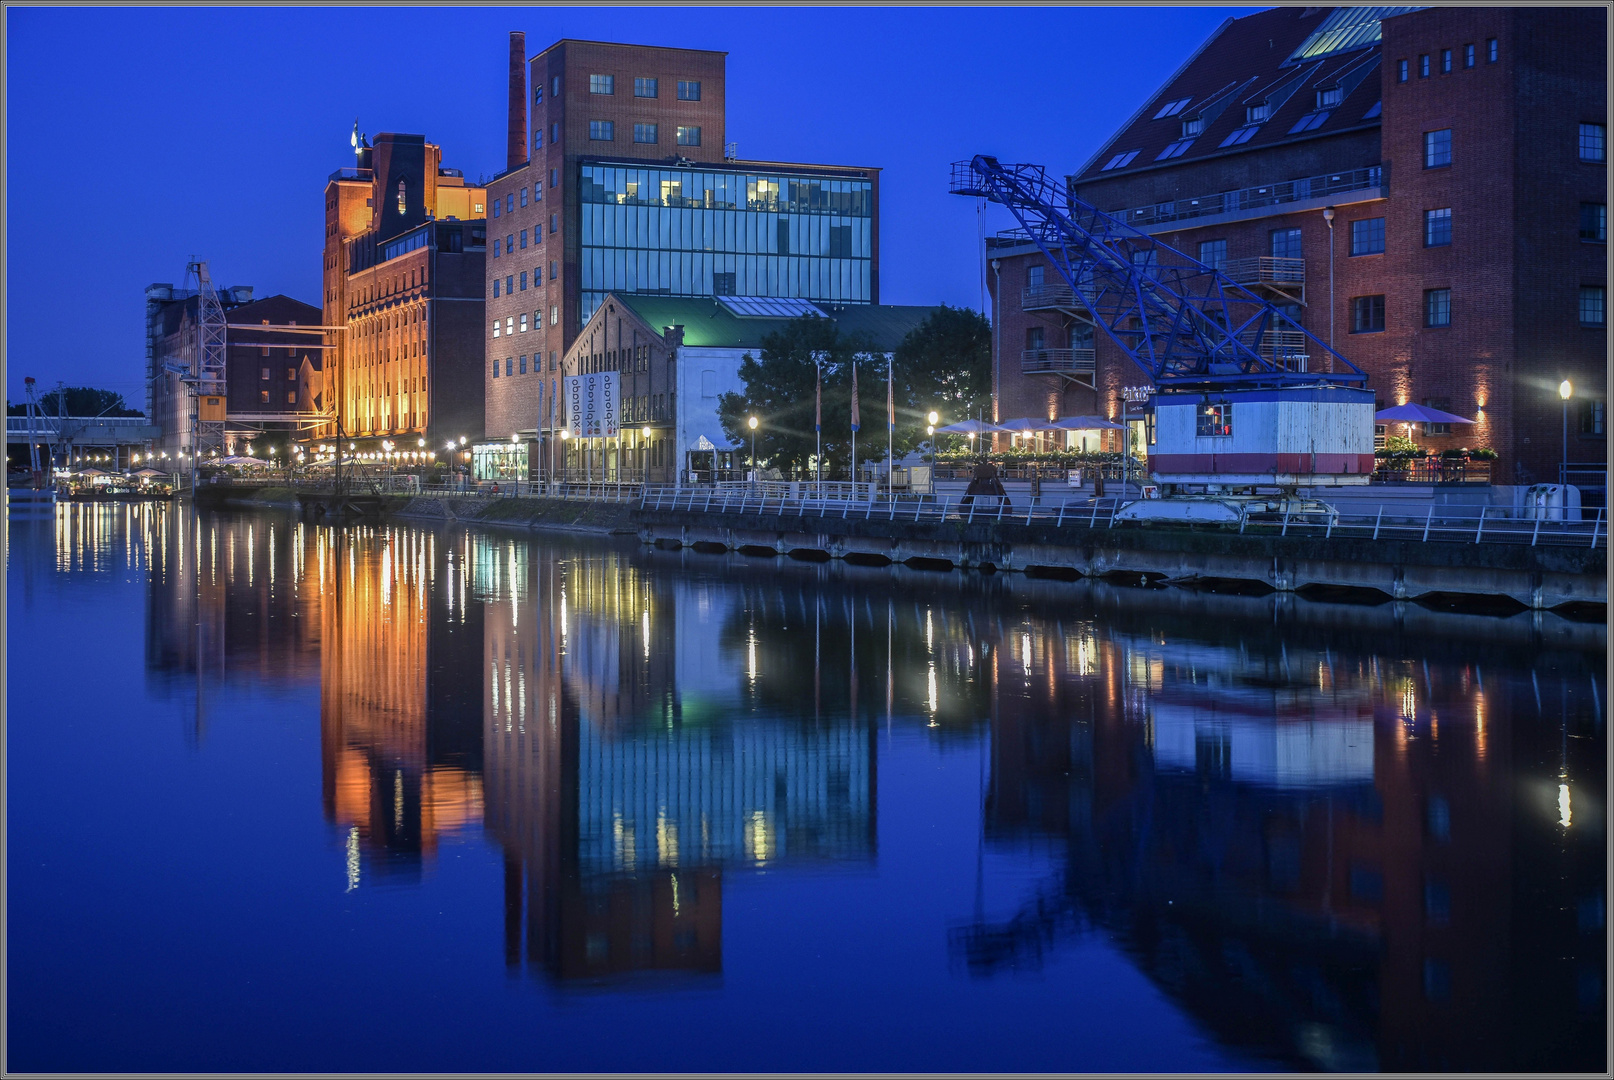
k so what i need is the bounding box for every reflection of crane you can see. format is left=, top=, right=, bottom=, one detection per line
left=951, top=156, right=1376, bottom=512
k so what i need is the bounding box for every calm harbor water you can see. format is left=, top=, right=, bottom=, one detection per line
left=6, top=502, right=1606, bottom=1073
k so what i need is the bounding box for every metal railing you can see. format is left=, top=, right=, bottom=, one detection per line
left=1022, top=283, right=1077, bottom=310
left=1373, top=460, right=1493, bottom=485
left=1222, top=256, right=1305, bottom=286
left=1110, top=165, right=1385, bottom=229
left=636, top=485, right=1607, bottom=549
left=1022, top=348, right=1096, bottom=375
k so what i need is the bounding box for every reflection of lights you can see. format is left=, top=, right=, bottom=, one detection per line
left=1474, top=692, right=1487, bottom=760
left=1559, top=783, right=1572, bottom=828
left=613, top=813, right=637, bottom=870
left=747, top=631, right=758, bottom=682
left=393, top=770, right=405, bottom=833
left=744, top=809, right=775, bottom=864
left=1021, top=632, right=1032, bottom=673
left=345, top=826, right=360, bottom=892
left=642, top=609, right=651, bottom=660
left=925, top=608, right=933, bottom=651
left=1400, top=679, right=1418, bottom=723
left=657, top=811, right=679, bottom=867
left=927, top=663, right=939, bottom=719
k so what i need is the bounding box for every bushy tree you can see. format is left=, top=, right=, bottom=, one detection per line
left=7, top=386, right=143, bottom=417
left=894, top=304, right=992, bottom=429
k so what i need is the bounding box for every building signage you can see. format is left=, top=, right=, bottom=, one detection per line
left=566, top=372, right=618, bottom=438
left=1121, top=385, right=1153, bottom=404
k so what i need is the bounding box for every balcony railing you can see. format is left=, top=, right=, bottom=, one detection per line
left=1108, top=165, right=1384, bottom=229
left=1222, top=256, right=1304, bottom=286
left=1022, top=283, right=1077, bottom=310
left=1022, top=348, right=1096, bottom=375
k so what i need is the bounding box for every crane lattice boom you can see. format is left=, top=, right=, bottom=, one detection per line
left=952, top=156, right=1366, bottom=391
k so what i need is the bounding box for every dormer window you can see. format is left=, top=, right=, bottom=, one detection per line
left=1153, top=96, right=1192, bottom=119
left=1182, top=116, right=1205, bottom=137
left=1245, top=103, right=1270, bottom=125
left=1317, top=86, right=1343, bottom=108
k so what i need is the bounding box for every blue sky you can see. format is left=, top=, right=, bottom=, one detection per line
left=5, top=6, right=1240, bottom=405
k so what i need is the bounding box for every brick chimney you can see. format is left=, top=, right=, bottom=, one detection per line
left=507, top=31, right=527, bottom=170
left=663, top=324, right=685, bottom=350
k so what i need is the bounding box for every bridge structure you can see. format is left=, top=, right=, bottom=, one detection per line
left=6, top=416, right=161, bottom=471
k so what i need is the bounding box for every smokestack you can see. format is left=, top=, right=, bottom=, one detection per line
left=508, top=31, right=528, bottom=170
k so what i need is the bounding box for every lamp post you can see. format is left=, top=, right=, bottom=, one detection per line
left=1322, top=206, right=1336, bottom=353
left=747, top=415, right=758, bottom=483
left=1560, top=379, right=1573, bottom=486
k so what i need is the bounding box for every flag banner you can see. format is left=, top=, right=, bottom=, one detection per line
left=850, top=362, right=860, bottom=432
left=566, top=372, right=618, bottom=437
left=886, top=360, right=895, bottom=431
left=815, top=363, right=822, bottom=433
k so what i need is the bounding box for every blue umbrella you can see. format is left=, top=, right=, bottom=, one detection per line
left=1374, top=403, right=1474, bottom=425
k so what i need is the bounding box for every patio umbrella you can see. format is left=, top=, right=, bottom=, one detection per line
left=215, top=455, right=271, bottom=466
left=75, top=467, right=107, bottom=477
left=1049, top=415, right=1126, bottom=431
left=935, top=419, right=1007, bottom=435
left=995, top=417, right=1057, bottom=434
left=134, top=468, right=166, bottom=477
left=1373, top=403, right=1475, bottom=425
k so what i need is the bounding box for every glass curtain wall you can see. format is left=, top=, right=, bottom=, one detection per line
left=578, top=163, right=873, bottom=323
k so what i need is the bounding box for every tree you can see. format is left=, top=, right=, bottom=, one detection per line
left=893, top=304, right=992, bottom=429
left=6, top=386, right=143, bottom=418
left=717, top=317, right=884, bottom=478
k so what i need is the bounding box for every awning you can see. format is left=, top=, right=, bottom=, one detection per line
left=936, top=419, right=1007, bottom=435
left=689, top=432, right=741, bottom=452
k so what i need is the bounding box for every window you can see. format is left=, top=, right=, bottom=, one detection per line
left=549, top=260, right=557, bottom=281
left=1487, top=38, right=1497, bottom=62
left=1026, top=265, right=1045, bottom=287
left=633, top=123, right=658, bottom=144
left=506, top=275, right=513, bottom=294
left=492, top=238, right=500, bottom=258
left=589, top=74, right=614, bottom=95
left=287, top=392, right=297, bottom=405
left=1464, top=43, right=1476, bottom=68
left=1196, top=403, right=1232, bottom=437
left=492, top=358, right=500, bottom=378
left=1351, top=217, right=1385, bottom=255
left=552, top=75, right=561, bottom=96
left=534, top=222, right=541, bottom=242
left=261, top=367, right=270, bottom=380
left=677, top=80, right=701, bottom=101
left=634, top=77, right=658, bottom=98
left=1362, top=100, right=1382, bottom=119
left=1102, top=149, right=1141, bottom=170
left=1198, top=239, right=1227, bottom=269
left=1580, top=123, right=1606, bottom=163
left=474, top=201, right=485, bottom=214
left=260, top=390, right=270, bottom=403
left=675, top=125, right=701, bottom=146
left=287, top=367, right=296, bottom=381
left=1218, top=125, right=1258, bottom=147
left=1288, top=111, right=1329, bottom=134
left=1580, top=203, right=1607, bottom=242
left=1424, top=128, right=1452, bottom=168
left=519, top=313, right=528, bottom=333
left=1419, top=54, right=1430, bottom=78
left=1352, top=295, right=1386, bottom=332
left=533, top=179, right=542, bottom=202
left=713, top=271, right=735, bottom=295
left=1155, top=138, right=1195, bottom=161
left=1246, top=103, right=1271, bottom=124
left=550, top=306, right=559, bottom=326
left=589, top=120, right=614, bottom=141
left=1153, top=96, right=1191, bottom=119
left=1398, top=58, right=1409, bottom=82
left=1424, top=288, right=1451, bottom=327
left=519, top=355, right=527, bottom=374
left=1317, top=87, right=1343, bottom=108
left=506, top=358, right=513, bottom=377
left=1182, top=116, right=1205, bottom=136
left=1579, top=399, right=1605, bottom=436
left=550, top=123, right=559, bottom=144
left=506, top=234, right=514, bottom=253
left=519, top=229, right=528, bottom=249
left=506, top=317, right=513, bottom=336
left=492, top=318, right=501, bottom=339
left=1026, top=327, right=1045, bottom=351
left=397, top=179, right=407, bottom=214
left=492, top=278, right=500, bottom=298
left=506, top=195, right=514, bottom=214
left=532, top=129, right=541, bottom=151
left=520, top=270, right=528, bottom=290
left=1421, top=397, right=1452, bottom=435
left=1425, top=207, right=1452, bottom=247
left=1441, top=49, right=1452, bottom=74
left=492, top=200, right=500, bottom=218
left=1580, top=286, right=1606, bottom=326
left=533, top=83, right=541, bottom=105
left=550, top=213, right=558, bottom=234
left=1270, top=227, right=1303, bottom=260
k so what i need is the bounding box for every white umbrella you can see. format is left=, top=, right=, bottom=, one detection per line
left=995, top=417, right=1057, bottom=434
left=936, top=419, right=1007, bottom=435
left=1050, top=415, right=1126, bottom=431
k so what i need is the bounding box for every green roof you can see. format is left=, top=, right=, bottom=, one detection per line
left=614, top=294, right=942, bottom=352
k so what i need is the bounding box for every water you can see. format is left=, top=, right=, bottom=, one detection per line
left=7, top=502, right=1606, bottom=1073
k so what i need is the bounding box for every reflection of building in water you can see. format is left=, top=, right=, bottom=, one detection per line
left=479, top=539, right=875, bottom=984
left=319, top=526, right=484, bottom=882
left=958, top=600, right=1605, bottom=1073
left=140, top=504, right=322, bottom=705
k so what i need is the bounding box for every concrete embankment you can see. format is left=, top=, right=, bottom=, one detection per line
left=634, top=506, right=1606, bottom=611
left=193, top=485, right=638, bottom=535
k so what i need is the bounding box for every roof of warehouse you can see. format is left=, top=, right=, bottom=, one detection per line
left=614, top=294, right=942, bottom=352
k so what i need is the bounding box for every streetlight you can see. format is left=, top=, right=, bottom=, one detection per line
left=747, top=415, right=758, bottom=482
left=927, top=410, right=938, bottom=439
left=1560, top=379, right=1573, bottom=485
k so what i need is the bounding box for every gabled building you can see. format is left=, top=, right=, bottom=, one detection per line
left=989, top=6, right=1606, bottom=495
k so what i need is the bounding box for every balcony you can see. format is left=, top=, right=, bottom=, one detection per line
left=1107, top=165, right=1384, bottom=230
left=1022, top=283, right=1077, bottom=311
left=1021, top=348, right=1096, bottom=376
left=1254, top=331, right=1309, bottom=371
left=1222, top=256, right=1304, bottom=287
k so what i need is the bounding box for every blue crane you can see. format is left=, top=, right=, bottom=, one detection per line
left=950, top=156, right=1367, bottom=391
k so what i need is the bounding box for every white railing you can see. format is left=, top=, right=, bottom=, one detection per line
left=634, top=486, right=1608, bottom=549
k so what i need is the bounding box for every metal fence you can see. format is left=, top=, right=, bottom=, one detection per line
left=637, top=485, right=1607, bottom=549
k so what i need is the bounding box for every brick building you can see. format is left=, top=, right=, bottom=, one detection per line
left=988, top=6, right=1606, bottom=495
left=321, top=133, right=489, bottom=450
left=482, top=33, right=880, bottom=460
left=146, top=280, right=255, bottom=455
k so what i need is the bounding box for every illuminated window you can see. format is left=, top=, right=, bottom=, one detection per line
left=1398, top=58, right=1409, bottom=82
left=1424, top=207, right=1452, bottom=247
left=287, top=368, right=296, bottom=381
left=1424, top=128, right=1452, bottom=168
left=397, top=179, right=406, bottom=214
left=1441, top=49, right=1452, bottom=73
left=1580, top=123, right=1606, bottom=163
left=261, top=367, right=270, bottom=380
left=1464, top=43, right=1475, bottom=68
left=492, top=319, right=501, bottom=339
left=1487, top=38, right=1497, bottom=62
left=675, top=125, right=701, bottom=146
left=550, top=305, right=559, bottom=325
left=519, top=313, right=528, bottom=332
left=1196, top=403, right=1232, bottom=437
left=260, top=390, right=270, bottom=403
left=1419, top=54, right=1430, bottom=77
left=287, top=391, right=297, bottom=404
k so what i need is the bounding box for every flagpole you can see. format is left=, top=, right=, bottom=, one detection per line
left=815, top=354, right=822, bottom=496
left=850, top=358, right=858, bottom=500
left=887, top=354, right=894, bottom=502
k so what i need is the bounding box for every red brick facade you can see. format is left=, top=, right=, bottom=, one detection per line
left=988, top=6, right=1606, bottom=491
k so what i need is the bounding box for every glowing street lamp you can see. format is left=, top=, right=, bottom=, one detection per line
left=747, top=415, right=759, bottom=479
left=1560, top=379, right=1574, bottom=481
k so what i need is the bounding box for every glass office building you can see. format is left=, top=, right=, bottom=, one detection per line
left=578, top=161, right=874, bottom=323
